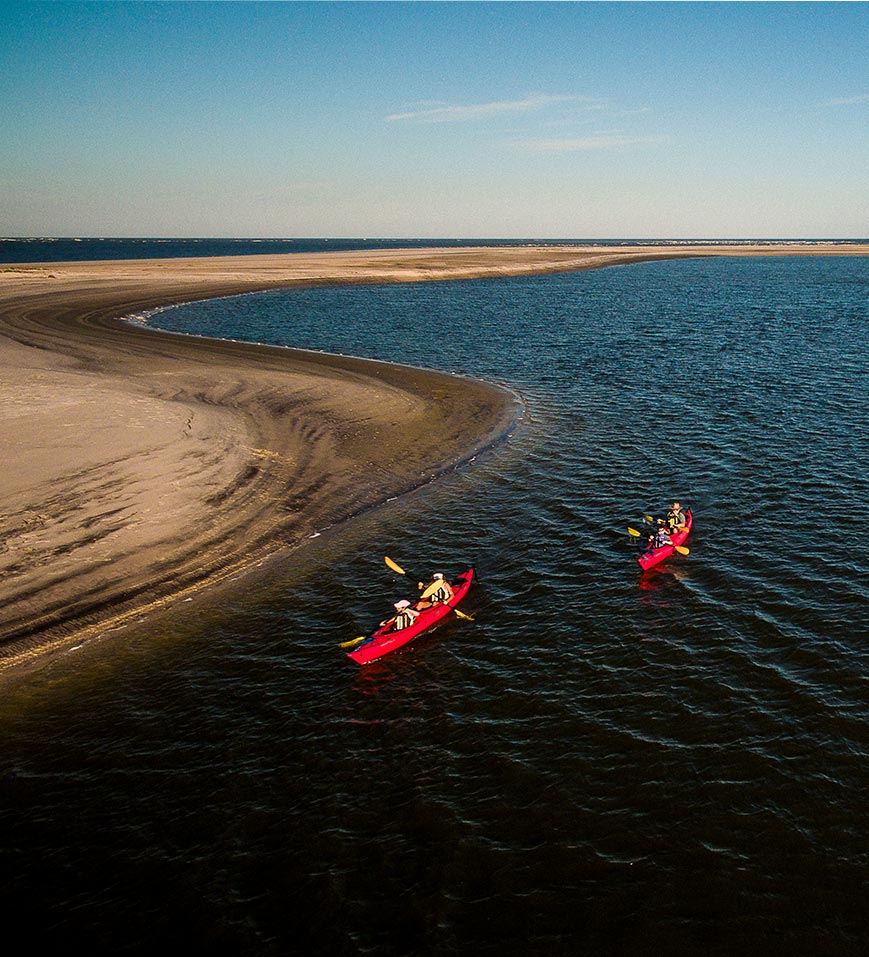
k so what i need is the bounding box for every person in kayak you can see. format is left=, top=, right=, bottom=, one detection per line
left=665, top=501, right=687, bottom=534
left=649, top=521, right=673, bottom=549
left=381, top=599, right=420, bottom=631
left=415, top=572, right=455, bottom=610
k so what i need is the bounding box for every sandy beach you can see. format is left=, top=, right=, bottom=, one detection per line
left=1, top=242, right=866, bottom=673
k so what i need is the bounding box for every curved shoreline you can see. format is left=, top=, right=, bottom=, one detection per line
left=0, top=283, right=519, bottom=675
left=1, top=243, right=866, bottom=674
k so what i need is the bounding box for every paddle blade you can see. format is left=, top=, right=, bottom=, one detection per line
left=419, top=579, right=443, bottom=600
left=644, top=514, right=655, bottom=523
left=340, top=636, right=367, bottom=649
left=627, top=527, right=642, bottom=537
left=674, top=545, right=690, bottom=555
left=452, top=608, right=474, bottom=621
left=385, top=556, right=407, bottom=575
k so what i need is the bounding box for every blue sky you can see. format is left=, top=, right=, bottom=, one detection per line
left=1, top=1, right=866, bottom=238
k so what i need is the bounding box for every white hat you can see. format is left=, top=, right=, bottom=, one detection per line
left=394, top=600, right=411, bottom=610
left=433, top=572, right=444, bottom=579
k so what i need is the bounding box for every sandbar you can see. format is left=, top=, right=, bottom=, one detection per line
left=1, top=243, right=866, bottom=673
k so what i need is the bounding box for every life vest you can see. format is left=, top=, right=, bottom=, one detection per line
left=652, top=530, right=672, bottom=548
left=394, top=609, right=418, bottom=630
left=666, top=509, right=685, bottom=530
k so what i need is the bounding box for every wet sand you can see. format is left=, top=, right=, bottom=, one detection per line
left=1, top=243, right=866, bottom=672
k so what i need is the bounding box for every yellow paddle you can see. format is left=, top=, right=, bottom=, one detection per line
left=385, top=555, right=409, bottom=575
left=384, top=556, right=475, bottom=620
left=627, top=527, right=690, bottom=555
left=340, top=636, right=367, bottom=649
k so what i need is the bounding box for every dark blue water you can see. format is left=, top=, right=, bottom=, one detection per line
left=2, top=236, right=865, bottom=264
left=1, top=236, right=547, bottom=264
left=2, top=256, right=867, bottom=953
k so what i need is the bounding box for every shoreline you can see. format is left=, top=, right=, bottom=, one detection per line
left=1, top=243, right=866, bottom=674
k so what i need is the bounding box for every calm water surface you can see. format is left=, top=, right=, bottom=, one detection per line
left=2, top=256, right=867, bottom=954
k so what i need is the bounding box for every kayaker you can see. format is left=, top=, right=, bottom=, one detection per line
left=666, top=501, right=687, bottom=533
left=415, top=572, right=454, bottom=610
left=381, top=599, right=420, bottom=631
left=649, top=521, right=672, bottom=549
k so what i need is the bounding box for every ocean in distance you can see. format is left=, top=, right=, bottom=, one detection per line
left=1, top=235, right=867, bottom=264
left=2, top=248, right=867, bottom=954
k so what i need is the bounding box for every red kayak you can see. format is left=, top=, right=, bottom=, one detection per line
left=348, top=568, right=474, bottom=665
left=638, top=510, right=693, bottom=570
